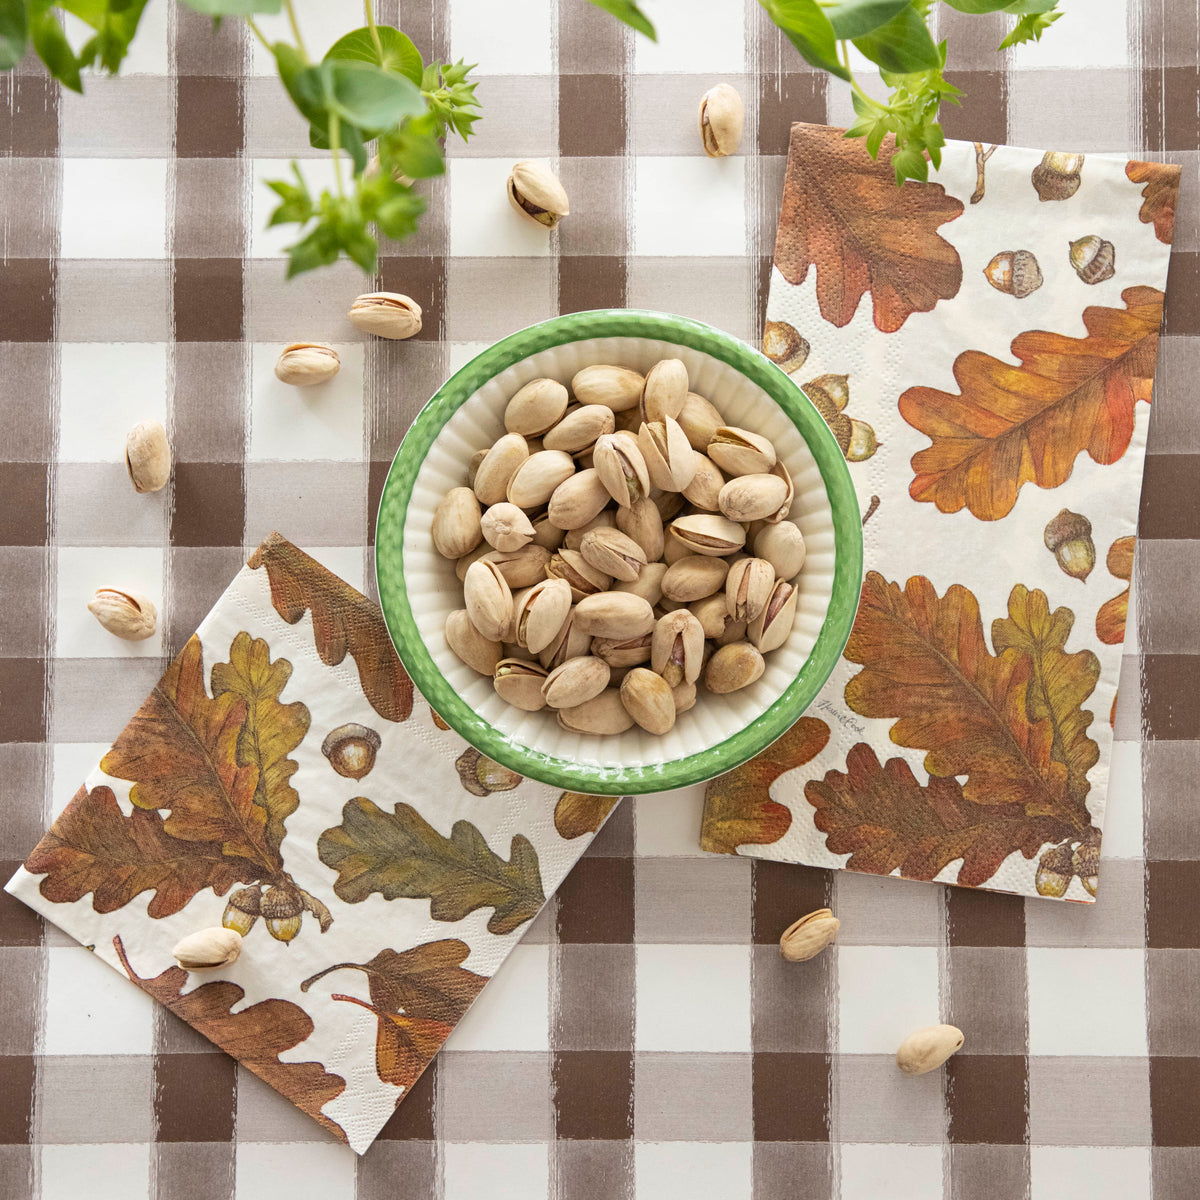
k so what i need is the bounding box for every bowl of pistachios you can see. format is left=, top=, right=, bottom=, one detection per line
left=375, top=310, right=862, bottom=795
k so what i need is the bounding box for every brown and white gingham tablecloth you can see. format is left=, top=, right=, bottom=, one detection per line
left=2, top=1, right=1199, bottom=1197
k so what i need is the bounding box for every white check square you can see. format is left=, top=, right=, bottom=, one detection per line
left=450, top=0, right=554, bottom=75
left=234, top=1143, right=357, bottom=1200
left=636, top=944, right=750, bottom=1050
left=633, top=157, right=746, bottom=257
left=60, top=160, right=167, bottom=259
left=43, top=946, right=155, bottom=1056
left=58, top=343, right=168, bottom=463
left=54, top=546, right=165, bottom=660
left=837, top=946, right=940, bottom=1054
left=1028, top=947, right=1148, bottom=1055
left=633, top=0, right=746, bottom=74
left=443, top=944, right=548, bottom=1052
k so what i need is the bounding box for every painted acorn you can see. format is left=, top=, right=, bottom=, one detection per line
left=1044, top=509, right=1095, bottom=581
left=1035, top=843, right=1074, bottom=898
left=1032, top=151, right=1084, bottom=201
left=455, top=746, right=523, bottom=796
left=1072, top=829, right=1101, bottom=897
left=802, top=374, right=878, bottom=463
left=261, top=885, right=303, bottom=943
left=221, top=885, right=262, bottom=936
left=1069, top=235, right=1116, bottom=284
left=321, top=723, right=381, bottom=780
left=762, top=320, right=810, bottom=374
left=983, top=250, right=1044, bottom=298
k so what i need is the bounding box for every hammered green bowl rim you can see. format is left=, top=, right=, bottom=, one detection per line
left=375, top=309, right=863, bottom=795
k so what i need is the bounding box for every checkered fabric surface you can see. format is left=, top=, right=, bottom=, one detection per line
left=1, top=0, right=1198, bottom=1196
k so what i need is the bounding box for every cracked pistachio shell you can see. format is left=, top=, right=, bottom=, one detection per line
left=493, top=659, right=550, bottom=711
left=718, top=473, right=790, bottom=524
left=705, top=641, right=765, bottom=693
left=590, top=631, right=653, bottom=669
left=690, top=592, right=733, bottom=639
left=594, top=433, right=651, bottom=507
left=547, top=467, right=611, bottom=530
left=699, top=83, right=744, bottom=158
left=661, top=554, right=730, bottom=603
left=779, top=908, right=840, bottom=962
left=530, top=513, right=565, bottom=551
left=125, top=420, right=171, bottom=493
left=669, top=512, right=746, bottom=557
left=747, top=579, right=798, bottom=653
left=505, top=377, right=570, bottom=436
left=473, top=433, right=530, bottom=506
left=896, top=1025, right=965, bottom=1076
left=172, top=927, right=242, bottom=970
left=754, top=521, right=806, bottom=580
left=640, top=358, right=689, bottom=424
left=556, top=688, right=635, bottom=735
left=506, top=450, right=576, bottom=509
left=274, top=342, right=340, bottom=386
left=572, top=364, right=645, bottom=412
left=678, top=392, right=726, bottom=450
left=766, top=458, right=795, bottom=523
left=434, top=487, right=484, bottom=559
left=538, top=609, right=593, bottom=670
left=479, top=544, right=552, bottom=589
left=726, top=557, right=775, bottom=622
left=508, top=159, right=570, bottom=228
left=708, top=426, right=777, bottom=476
left=681, top=452, right=726, bottom=511
left=88, top=589, right=157, bottom=640
left=638, top=417, right=697, bottom=493
left=572, top=591, right=656, bottom=640
left=481, top=502, right=536, bottom=552
left=564, top=510, right=616, bottom=551
left=620, top=667, right=676, bottom=735
left=614, top=560, right=667, bottom=608
left=446, top=609, right=503, bottom=676
left=542, top=655, right=611, bottom=709
left=543, top=403, right=615, bottom=453
left=547, top=548, right=612, bottom=602
left=463, top=559, right=515, bottom=643
left=650, top=609, right=705, bottom=687
left=580, top=527, right=647, bottom=582
left=348, top=292, right=422, bottom=339
left=616, top=497, right=665, bottom=562
left=512, top=577, right=572, bottom=654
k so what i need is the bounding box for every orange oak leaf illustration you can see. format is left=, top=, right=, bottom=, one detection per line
left=901, top=286, right=1164, bottom=520
left=113, top=935, right=347, bottom=1142
left=1097, top=535, right=1135, bottom=644
left=700, top=717, right=830, bottom=854
left=554, top=793, right=620, bottom=839
left=845, top=573, right=1092, bottom=832
left=1126, top=160, right=1181, bottom=244
left=774, top=124, right=964, bottom=332
left=249, top=532, right=413, bottom=723
left=804, top=744, right=1067, bottom=887
left=24, top=784, right=254, bottom=917
left=301, top=941, right=488, bottom=1091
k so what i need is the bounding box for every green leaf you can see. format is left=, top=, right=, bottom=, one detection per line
left=0, top=0, right=27, bottom=71
left=381, top=124, right=445, bottom=179
left=943, top=0, right=1056, bottom=11
left=852, top=4, right=941, bottom=74
left=30, top=11, right=82, bottom=92
left=273, top=42, right=328, bottom=126
left=373, top=187, right=425, bottom=241
left=181, top=0, right=283, bottom=14
left=998, top=10, right=1061, bottom=48
left=64, top=0, right=150, bottom=73
left=324, top=59, right=426, bottom=130
left=324, top=24, right=422, bottom=85
left=585, top=0, right=656, bottom=39
left=318, top=798, right=547, bottom=935
left=826, top=0, right=911, bottom=38
left=759, top=0, right=849, bottom=80
left=266, top=164, right=314, bottom=228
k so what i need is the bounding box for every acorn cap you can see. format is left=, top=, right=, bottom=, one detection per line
left=1043, top=508, right=1092, bottom=552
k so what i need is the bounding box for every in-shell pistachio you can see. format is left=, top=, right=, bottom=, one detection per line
left=726, top=557, right=775, bottom=622
left=699, top=83, right=744, bottom=158
left=747, top=579, right=798, bottom=653
left=670, top=512, right=746, bottom=557
left=512, top=577, right=572, bottom=653
left=620, top=667, right=676, bottom=735
left=661, top=555, right=730, bottom=603
left=446, top=609, right=503, bottom=675
left=508, top=159, right=570, bottom=229
left=572, top=365, right=645, bottom=412
left=481, top=502, right=536, bottom=552
left=754, top=521, right=806, bottom=580
left=125, top=420, right=171, bottom=494
left=708, top=426, right=776, bottom=476
left=547, top=548, right=612, bottom=601
left=548, top=468, right=612, bottom=530
left=172, top=927, right=242, bottom=971
left=615, top=560, right=667, bottom=608
left=473, top=433, right=530, bottom=505
left=615, top=497, right=665, bottom=562
left=594, top=433, right=651, bottom=507
left=677, top=392, right=726, bottom=450
left=580, top=527, right=648, bottom=582
left=493, top=659, right=551, bottom=711
left=556, top=688, right=635, bottom=735
left=705, top=641, right=765, bottom=693
left=779, top=908, right=840, bottom=962
left=433, top=487, right=484, bottom=559
left=718, top=473, right=790, bottom=524
left=507, top=449, right=576, bottom=509
left=348, top=292, right=422, bottom=339
left=538, top=609, right=593, bottom=670
left=463, top=559, right=515, bottom=643
left=572, top=591, right=655, bottom=640
left=88, top=589, right=157, bottom=641
left=641, top=358, right=689, bottom=424
left=896, top=1025, right=965, bottom=1075
left=543, top=403, right=615, bottom=453
left=480, top=544, right=552, bottom=589
left=651, top=609, right=704, bottom=686
left=564, top=510, right=616, bottom=551
left=590, top=631, right=653, bottom=669
left=542, top=655, right=611, bottom=709
left=681, top=452, right=726, bottom=511
left=639, top=417, right=697, bottom=492
left=690, top=592, right=733, bottom=639
left=274, top=342, right=340, bottom=386
left=505, top=377, right=570, bottom=436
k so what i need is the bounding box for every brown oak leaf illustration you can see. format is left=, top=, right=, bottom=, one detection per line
left=554, top=793, right=620, bottom=839
left=318, top=799, right=546, bottom=935
left=805, top=744, right=1067, bottom=887
left=1125, top=160, right=1181, bottom=244
left=774, top=124, right=964, bottom=332
left=301, top=940, right=487, bottom=1091
left=901, top=286, right=1164, bottom=520
left=249, top=532, right=413, bottom=723
left=113, top=935, right=347, bottom=1142
left=1097, top=535, right=1135, bottom=644
left=700, top=717, right=830, bottom=854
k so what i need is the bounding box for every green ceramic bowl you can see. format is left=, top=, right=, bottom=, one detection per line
left=376, top=310, right=862, bottom=795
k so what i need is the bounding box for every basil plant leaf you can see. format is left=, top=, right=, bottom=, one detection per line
left=825, top=0, right=912, bottom=39
left=323, top=59, right=426, bottom=130
left=759, top=0, right=849, bottom=81
left=324, top=24, right=423, bottom=85
left=852, top=4, right=941, bottom=74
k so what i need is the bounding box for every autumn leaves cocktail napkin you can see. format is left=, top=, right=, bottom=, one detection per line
left=6, top=534, right=616, bottom=1152
left=701, top=125, right=1180, bottom=902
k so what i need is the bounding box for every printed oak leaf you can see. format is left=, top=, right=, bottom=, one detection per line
left=24, top=784, right=254, bottom=917
left=991, top=585, right=1100, bottom=805
left=700, top=717, right=830, bottom=854
left=301, top=940, right=488, bottom=1090
left=774, top=125, right=964, bottom=332
left=1126, top=160, right=1181, bottom=244
left=804, top=744, right=1067, bottom=887
left=318, top=799, right=546, bottom=935
left=113, top=936, right=347, bottom=1142
left=249, top=532, right=413, bottom=723
left=1096, top=536, right=1135, bottom=645
left=901, top=287, right=1165, bottom=520
left=554, top=793, right=620, bottom=840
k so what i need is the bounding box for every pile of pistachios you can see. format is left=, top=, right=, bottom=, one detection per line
left=433, top=358, right=806, bottom=736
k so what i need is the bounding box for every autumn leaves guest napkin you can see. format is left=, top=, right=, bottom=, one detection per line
left=701, top=125, right=1180, bottom=902
left=6, top=534, right=617, bottom=1152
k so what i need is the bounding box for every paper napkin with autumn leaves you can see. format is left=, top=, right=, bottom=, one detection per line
left=5, top=534, right=617, bottom=1152
left=701, top=125, right=1179, bottom=903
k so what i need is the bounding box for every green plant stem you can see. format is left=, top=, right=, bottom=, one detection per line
left=328, top=110, right=345, bottom=198
left=364, top=0, right=382, bottom=60
left=283, top=0, right=308, bottom=61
